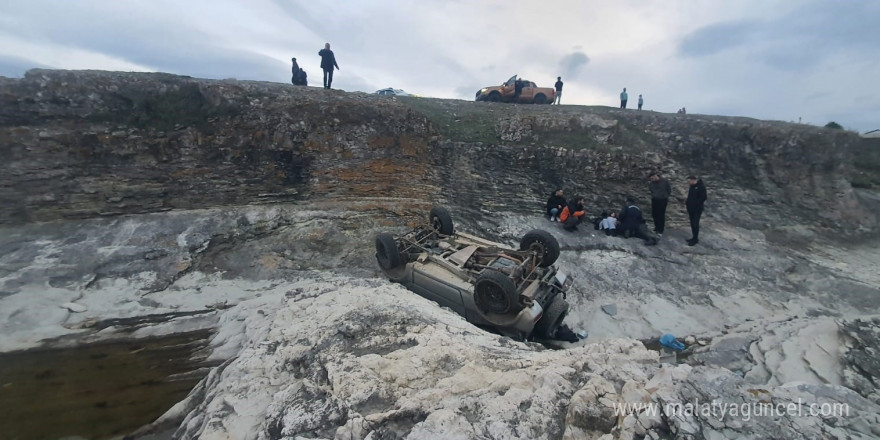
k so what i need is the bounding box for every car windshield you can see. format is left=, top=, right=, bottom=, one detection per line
left=504, top=75, right=517, bottom=86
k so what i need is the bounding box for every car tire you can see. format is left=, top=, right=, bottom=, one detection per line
left=474, top=270, right=521, bottom=315
left=488, top=91, right=501, bottom=102
left=519, top=229, right=560, bottom=267
left=534, top=295, right=569, bottom=339
left=429, top=206, right=454, bottom=235
left=534, top=94, right=547, bottom=105
left=375, top=232, right=402, bottom=270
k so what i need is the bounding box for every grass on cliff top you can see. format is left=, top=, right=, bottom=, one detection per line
left=400, top=96, right=498, bottom=145
left=400, top=96, right=656, bottom=153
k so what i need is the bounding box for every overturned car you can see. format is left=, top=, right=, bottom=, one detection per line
left=375, top=207, right=573, bottom=340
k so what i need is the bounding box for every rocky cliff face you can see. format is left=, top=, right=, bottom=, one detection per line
left=1, top=70, right=874, bottom=232
left=2, top=70, right=880, bottom=440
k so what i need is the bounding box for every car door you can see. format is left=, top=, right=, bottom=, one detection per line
left=520, top=81, right=536, bottom=102
left=501, top=75, right=517, bottom=100
left=410, top=269, right=467, bottom=316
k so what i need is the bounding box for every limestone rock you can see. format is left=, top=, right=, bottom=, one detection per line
left=61, top=302, right=88, bottom=313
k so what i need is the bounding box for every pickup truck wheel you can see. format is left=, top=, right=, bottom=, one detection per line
left=429, top=206, right=454, bottom=235
left=488, top=91, right=502, bottom=102
left=519, top=229, right=560, bottom=267
left=375, top=232, right=402, bottom=270
left=534, top=296, right=569, bottom=339
left=534, top=94, right=547, bottom=105
left=474, top=270, right=520, bottom=315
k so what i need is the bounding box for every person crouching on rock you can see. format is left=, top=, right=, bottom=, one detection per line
left=559, top=196, right=587, bottom=231
left=546, top=189, right=566, bottom=221
left=617, top=197, right=659, bottom=245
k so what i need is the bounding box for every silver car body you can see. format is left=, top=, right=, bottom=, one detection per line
left=382, top=231, right=570, bottom=339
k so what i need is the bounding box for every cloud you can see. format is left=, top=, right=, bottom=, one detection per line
left=678, top=21, right=757, bottom=57
left=455, top=85, right=480, bottom=100
left=679, top=2, right=880, bottom=71
left=558, top=52, right=590, bottom=79
left=0, top=0, right=876, bottom=131
left=0, top=54, right=47, bottom=78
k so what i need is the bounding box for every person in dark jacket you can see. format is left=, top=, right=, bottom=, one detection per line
left=297, top=68, right=307, bottom=86
left=648, top=173, right=672, bottom=235
left=546, top=189, right=566, bottom=221
left=617, top=197, right=658, bottom=245
left=554, top=77, right=563, bottom=104
left=291, top=58, right=300, bottom=85
left=559, top=196, right=586, bottom=231
left=685, top=176, right=707, bottom=246
left=318, top=43, right=340, bottom=89
left=514, top=79, right=524, bottom=103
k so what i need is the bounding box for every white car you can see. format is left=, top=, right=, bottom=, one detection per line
left=375, top=88, right=410, bottom=97
left=375, top=207, right=572, bottom=341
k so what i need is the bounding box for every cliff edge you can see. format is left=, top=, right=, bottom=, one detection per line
left=1, top=69, right=875, bottom=233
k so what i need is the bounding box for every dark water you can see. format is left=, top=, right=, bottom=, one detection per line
left=0, top=331, right=215, bottom=440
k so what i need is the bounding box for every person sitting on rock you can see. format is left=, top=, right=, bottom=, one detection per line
left=617, top=197, right=658, bottom=245
left=559, top=196, right=587, bottom=231
left=600, top=212, right=618, bottom=236
left=546, top=189, right=566, bottom=221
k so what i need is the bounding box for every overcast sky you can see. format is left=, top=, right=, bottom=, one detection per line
left=1, top=0, right=877, bottom=132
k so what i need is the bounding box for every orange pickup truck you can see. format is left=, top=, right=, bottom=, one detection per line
left=475, top=75, right=556, bottom=104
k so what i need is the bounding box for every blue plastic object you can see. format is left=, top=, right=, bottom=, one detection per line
left=660, top=333, right=686, bottom=351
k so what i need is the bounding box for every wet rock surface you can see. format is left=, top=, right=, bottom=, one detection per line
left=1, top=70, right=880, bottom=439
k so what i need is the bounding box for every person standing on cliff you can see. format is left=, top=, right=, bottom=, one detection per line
left=514, top=78, right=524, bottom=103
left=620, top=88, right=628, bottom=108
left=554, top=77, right=563, bottom=104
left=318, top=43, right=340, bottom=89
left=686, top=176, right=707, bottom=246
left=291, top=58, right=300, bottom=85
left=638, top=94, right=644, bottom=110
left=648, top=173, right=671, bottom=235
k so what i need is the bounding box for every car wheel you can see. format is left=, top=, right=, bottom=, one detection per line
left=519, top=229, right=560, bottom=267
left=534, top=295, right=569, bottom=339
left=534, top=94, right=547, bottom=105
left=429, top=206, right=454, bottom=235
left=375, top=232, right=402, bottom=270
left=488, top=91, right=501, bottom=102
left=474, top=270, right=521, bottom=315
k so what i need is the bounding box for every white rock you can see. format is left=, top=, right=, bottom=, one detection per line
left=671, top=364, right=693, bottom=381
left=621, top=380, right=651, bottom=404
left=61, top=302, right=88, bottom=313
left=645, top=367, right=674, bottom=393
left=637, top=410, right=663, bottom=431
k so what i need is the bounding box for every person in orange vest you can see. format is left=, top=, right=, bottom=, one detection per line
left=558, top=196, right=587, bottom=231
